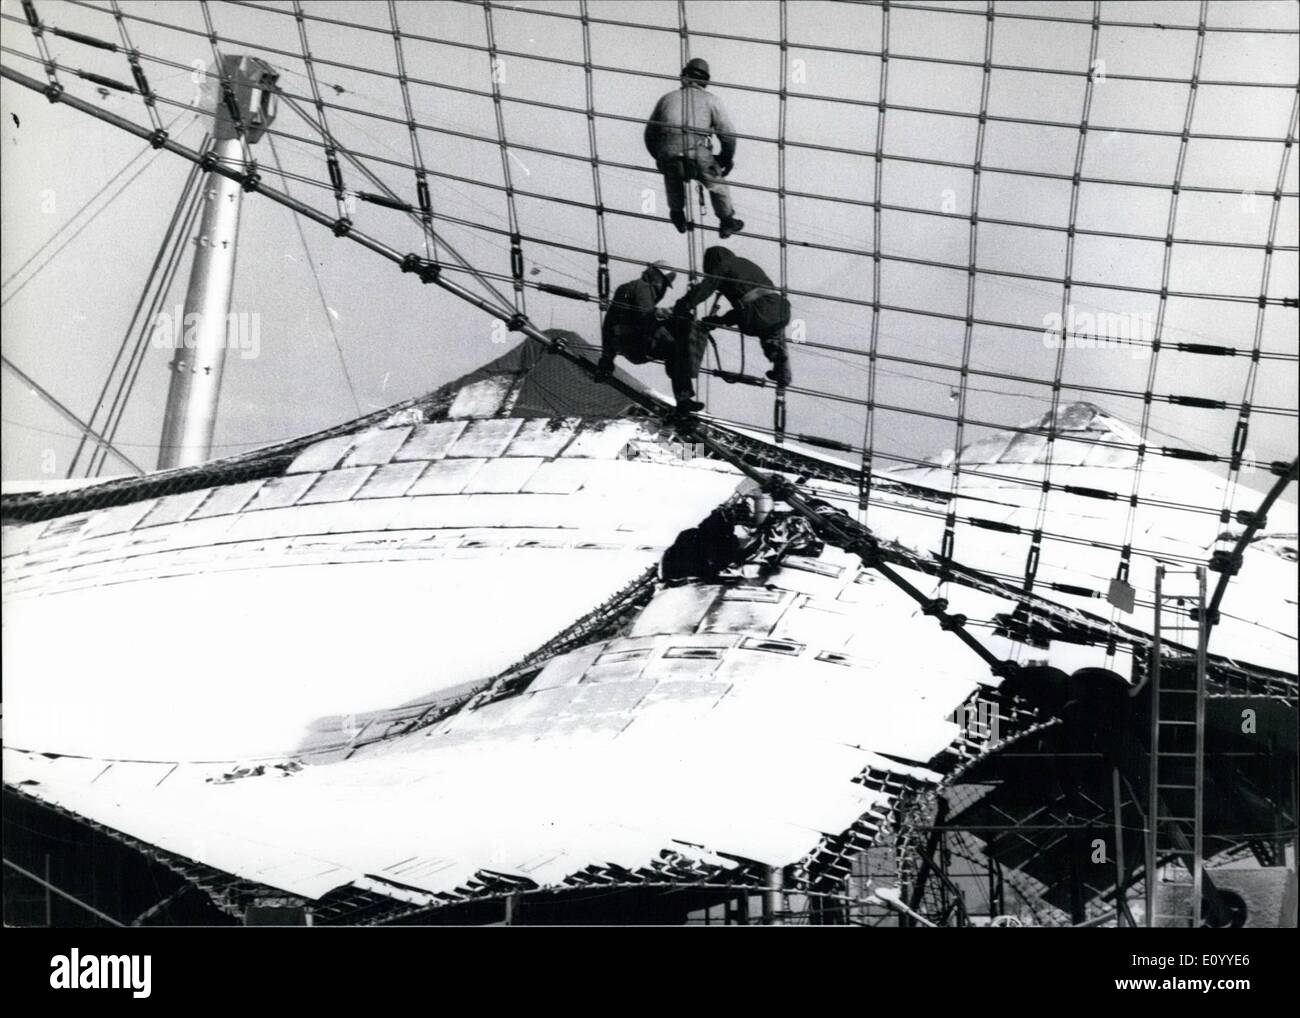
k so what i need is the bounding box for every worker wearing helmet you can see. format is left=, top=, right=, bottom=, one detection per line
left=674, top=245, right=793, bottom=386
left=644, top=58, right=744, bottom=239
left=597, top=261, right=707, bottom=412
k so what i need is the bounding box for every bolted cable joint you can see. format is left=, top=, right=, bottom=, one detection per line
left=921, top=597, right=949, bottom=617
left=326, top=150, right=344, bottom=194
left=1233, top=508, right=1263, bottom=528
left=43, top=81, right=64, bottom=103
left=147, top=128, right=169, bottom=149
left=507, top=313, right=527, bottom=332
left=199, top=149, right=219, bottom=171
left=21, top=0, right=41, bottom=28
left=1209, top=549, right=1242, bottom=576
left=400, top=253, right=441, bottom=284
left=938, top=612, right=968, bottom=632
left=241, top=164, right=261, bottom=193
left=332, top=217, right=353, bottom=238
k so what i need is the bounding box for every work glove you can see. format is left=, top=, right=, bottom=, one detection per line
left=717, top=156, right=734, bottom=178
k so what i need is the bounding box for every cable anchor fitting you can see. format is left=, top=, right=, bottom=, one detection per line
left=400, top=253, right=441, bottom=284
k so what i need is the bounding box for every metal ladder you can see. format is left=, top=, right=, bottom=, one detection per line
left=1145, top=564, right=1208, bottom=927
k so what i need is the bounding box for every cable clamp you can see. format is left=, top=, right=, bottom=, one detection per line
left=400, top=253, right=441, bottom=283
left=241, top=163, right=261, bottom=193
left=332, top=217, right=353, bottom=238
left=43, top=81, right=64, bottom=103
left=147, top=129, right=168, bottom=149
left=921, top=597, right=948, bottom=617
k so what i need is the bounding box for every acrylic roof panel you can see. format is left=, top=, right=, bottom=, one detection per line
left=2, top=442, right=745, bottom=761
left=879, top=403, right=1297, bottom=673
left=2, top=547, right=978, bottom=904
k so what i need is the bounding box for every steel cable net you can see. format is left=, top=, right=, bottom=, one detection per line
left=2, top=2, right=1297, bottom=619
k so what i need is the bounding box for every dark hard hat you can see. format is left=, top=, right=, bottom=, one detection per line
left=703, top=245, right=731, bottom=273
left=644, top=260, right=677, bottom=288
left=682, top=58, right=711, bottom=82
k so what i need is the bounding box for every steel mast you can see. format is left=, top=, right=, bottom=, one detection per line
left=156, top=55, right=277, bottom=470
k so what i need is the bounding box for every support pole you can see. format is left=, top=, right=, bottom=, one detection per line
left=157, top=55, right=277, bottom=469
left=1112, top=766, right=1127, bottom=927
left=762, top=866, right=786, bottom=925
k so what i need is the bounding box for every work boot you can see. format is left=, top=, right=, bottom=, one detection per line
left=670, top=209, right=688, bottom=234
left=765, top=356, right=791, bottom=387
left=719, top=217, right=745, bottom=239
left=675, top=393, right=705, bottom=413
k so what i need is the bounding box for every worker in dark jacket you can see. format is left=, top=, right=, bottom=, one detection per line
left=644, top=58, right=744, bottom=239
left=597, top=261, right=706, bottom=412
left=674, top=245, right=793, bottom=386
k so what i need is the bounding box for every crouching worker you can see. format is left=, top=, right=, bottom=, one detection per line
left=674, top=245, right=793, bottom=386
left=596, top=261, right=708, bottom=412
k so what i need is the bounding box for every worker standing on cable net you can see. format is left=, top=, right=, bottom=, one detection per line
left=675, top=245, right=793, bottom=387
left=644, top=57, right=744, bottom=239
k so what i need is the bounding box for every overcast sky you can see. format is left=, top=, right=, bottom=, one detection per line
left=2, top=0, right=1296, bottom=496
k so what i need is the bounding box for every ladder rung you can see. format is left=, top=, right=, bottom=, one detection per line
left=1157, top=815, right=1196, bottom=822
left=1158, top=783, right=1198, bottom=790
left=1158, top=719, right=1198, bottom=726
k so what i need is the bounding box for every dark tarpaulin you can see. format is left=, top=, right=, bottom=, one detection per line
left=448, top=331, right=646, bottom=419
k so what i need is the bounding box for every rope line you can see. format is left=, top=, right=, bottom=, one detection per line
left=16, top=13, right=1300, bottom=255
left=482, top=0, right=526, bottom=321
left=387, top=0, right=438, bottom=263
left=1215, top=89, right=1300, bottom=547
left=940, top=0, right=996, bottom=586
left=858, top=0, right=891, bottom=515
left=56, top=6, right=1300, bottom=191
left=291, top=0, right=350, bottom=224
left=267, top=131, right=362, bottom=418
left=91, top=145, right=209, bottom=477
left=578, top=0, right=609, bottom=329
left=1112, top=0, right=1209, bottom=639
left=0, top=110, right=191, bottom=300
left=67, top=149, right=205, bottom=476
left=108, top=0, right=162, bottom=132
left=0, top=354, right=144, bottom=474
